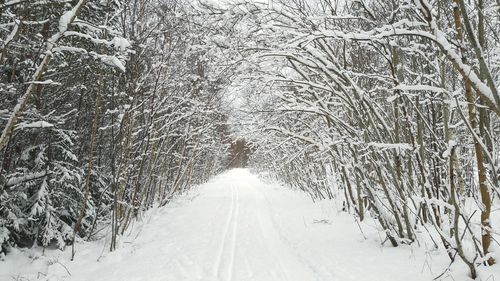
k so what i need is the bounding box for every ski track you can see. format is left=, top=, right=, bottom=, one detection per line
left=227, top=184, right=239, bottom=281
left=2, top=168, right=480, bottom=281
left=213, top=183, right=235, bottom=280
left=214, top=183, right=240, bottom=281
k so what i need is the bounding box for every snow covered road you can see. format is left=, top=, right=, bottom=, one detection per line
left=2, top=169, right=468, bottom=281
left=93, top=169, right=322, bottom=281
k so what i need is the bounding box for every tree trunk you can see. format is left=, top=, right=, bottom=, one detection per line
left=452, top=0, right=494, bottom=266
left=71, top=92, right=101, bottom=260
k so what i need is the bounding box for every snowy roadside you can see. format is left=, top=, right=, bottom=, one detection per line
left=0, top=191, right=200, bottom=281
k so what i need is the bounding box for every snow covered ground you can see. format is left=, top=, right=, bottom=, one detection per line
left=1, top=169, right=498, bottom=281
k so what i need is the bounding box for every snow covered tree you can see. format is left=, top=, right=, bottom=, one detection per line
left=0, top=0, right=230, bottom=256
left=200, top=0, right=499, bottom=278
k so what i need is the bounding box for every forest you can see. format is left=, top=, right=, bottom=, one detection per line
left=0, top=0, right=499, bottom=280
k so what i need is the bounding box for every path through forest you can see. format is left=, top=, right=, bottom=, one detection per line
left=2, top=169, right=466, bottom=281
